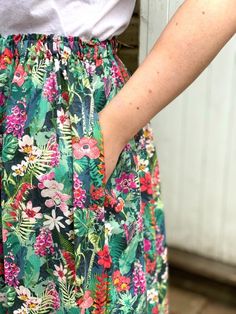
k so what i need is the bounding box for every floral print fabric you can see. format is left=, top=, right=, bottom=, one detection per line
left=0, top=33, right=168, bottom=313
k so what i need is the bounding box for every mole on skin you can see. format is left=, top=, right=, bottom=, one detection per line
left=202, top=11, right=205, bottom=15
left=136, top=106, right=140, bottom=110
left=148, top=89, right=152, bottom=94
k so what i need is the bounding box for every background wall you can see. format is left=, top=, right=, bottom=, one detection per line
left=139, top=0, right=236, bottom=265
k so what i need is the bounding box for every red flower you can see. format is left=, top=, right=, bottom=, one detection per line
left=112, top=270, right=130, bottom=292
left=114, top=197, right=124, bottom=213
left=97, top=245, right=112, bottom=269
left=12, top=64, right=27, bottom=86
left=0, top=48, right=13, bottom=70
left=11, top=183, right=34, bottom=210
left=152, top=306, right=159, bottom=314
left=62, top=91, right=69, bottom=103
left=140, top=172, right=153, bottom=194
left=13, top=34, right=22, bottom=45
left=90, top=185, right=105, bottom=200
left=62, top=251, right=76, bottom=279
left=145, top=256, right=156, bottom=274
left=104, top=190, right=117, bottom=208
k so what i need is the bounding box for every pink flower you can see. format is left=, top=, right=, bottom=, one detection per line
left=46, top=282, right=60, bottom=310
left=115, top=172, right=137, bottom=194
left=41, top=179, right=71, bottom=212
left=22, top=201, right=42, bottom=222
left=4, top=252, right=20, bottom=287
left=37, top=172, right=55, bottom=189
left=43, top=72, right=58, bottom=102
left=73, top=173, right=86, bottom=208
left=0, top=92, right=5, bottom=106
left=2, top=228, right=9, bottom=242
left=156, top=234, right=165, bottom=255
left=6, top=104, right=27, bottom=138
left=12, top=64, right=27, bottom=86
left=34, top=228, right=55, bottom=256
left=144, top=238, right=152, bottom=252
left=78, top=290, right=94, bottom=314
left=133, top=261, right=146, bottom=295
left=72, top=137, right=100, bottom=159
left=53, top=263, right=67, bottom=283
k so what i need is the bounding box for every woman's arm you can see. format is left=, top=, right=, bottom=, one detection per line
left=99, top=0, right=236, bottom=181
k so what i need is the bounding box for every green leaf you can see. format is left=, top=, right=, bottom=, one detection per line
left=110, top=234, right=127, bottom=266
left=2, top=134, right=18, bottom=162
left=53, top=229, right=74, bottom=254
left=119, top=234, right=140, bottom=274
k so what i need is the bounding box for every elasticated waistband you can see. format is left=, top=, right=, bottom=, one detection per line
left=0, top=33, right=119, bottom=60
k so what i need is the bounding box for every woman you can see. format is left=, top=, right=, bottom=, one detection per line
left=0, top=0, right=235, bottom=313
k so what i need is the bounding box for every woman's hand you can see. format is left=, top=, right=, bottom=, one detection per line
left=98, top=110, right=127, bottom=184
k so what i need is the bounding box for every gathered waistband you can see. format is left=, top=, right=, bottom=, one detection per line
left=0, top=33, right=119, bottom=60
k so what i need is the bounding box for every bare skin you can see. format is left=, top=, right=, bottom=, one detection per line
left=99, top=0, right=236, bottom=183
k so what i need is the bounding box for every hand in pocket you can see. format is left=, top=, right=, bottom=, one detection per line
left=98, top=111, right=126, bottom=184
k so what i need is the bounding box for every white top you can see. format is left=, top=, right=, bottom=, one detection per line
left=0, top=0, right=136, bottom=41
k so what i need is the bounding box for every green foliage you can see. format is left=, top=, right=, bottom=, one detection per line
left=109, top=233, right=127, bottom=266
left=2, top=134, right=18, bottom=162
left=31, top=59, right=47, bottom=87
left=88, top=158, right=102, bottom=187
left=53, top=229, right=74, bottom=254
left=15, top=217, right=36, bottom=241
left=119, top=234, right=140, bottom=274
left=117, top=292, right=138, bottom=314
left=59, top=281, right=76, bottom=308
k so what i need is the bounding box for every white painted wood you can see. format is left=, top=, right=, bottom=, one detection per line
left=139, top=0, right=236, bottom=265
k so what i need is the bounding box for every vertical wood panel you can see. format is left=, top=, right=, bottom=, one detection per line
left=140, top=0, right=236, bottom=264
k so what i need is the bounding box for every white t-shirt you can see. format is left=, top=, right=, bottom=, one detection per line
left=0, top=0, right=136, bottom=41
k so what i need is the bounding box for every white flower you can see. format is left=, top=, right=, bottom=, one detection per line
left=105, top=222, right=113, bottom=236
left=19, top=135, right=34, bottom=154
left=26, top=296, right=42, bottom=311
left=22, top=201, right=42, bottom=222
left=16, top=285, right=31, bottom=302
left=137, top=156, right=149, bottom=172
left=53, top=58, right=60, bottom=72
left=61, top=46, right=71, bottom=64
left=12, top=160, right=28, bottom=176
left=24, top=147, right=42, bottom=164
left=44, top=209, right=65, bottom=232
left=53, top=263, right=67, bottom=283
left=57, top=108, right=70, bottom=127
left=13, top=305, right=29, bottom=314
left=147, top=288, right=159, bottom=304
left=146, top=142, right=155, bottom=158
left=63, top=209, right=73, bottom=225
left=66, top=230, right=75, bottom=241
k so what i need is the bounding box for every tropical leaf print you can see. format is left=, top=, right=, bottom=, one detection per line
left=2, top=134, right=18, bottom=162
left=0, top=33, right=168, bottom=314
left=31, top=59, right=47, bottom=87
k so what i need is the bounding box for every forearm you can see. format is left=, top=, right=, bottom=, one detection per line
left=100, top=0, right=236, bottom=146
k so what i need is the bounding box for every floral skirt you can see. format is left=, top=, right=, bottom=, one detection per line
left=0, top=33, right=168, bottom=314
